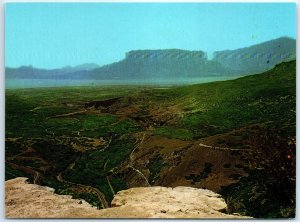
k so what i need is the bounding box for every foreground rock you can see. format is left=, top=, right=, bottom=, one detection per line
left=5, top=177, right=248, bottom=218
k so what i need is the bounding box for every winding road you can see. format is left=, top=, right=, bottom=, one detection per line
left=46, top=110, right=87, bottom=119
left=57, top=158, right=109, bottom=209
left=198, top=143, right=251, bottom=151
left=129, top=132, right=150, bottom=186
left=56, top=172, right=109, bottom=209
left=104, top=159, right=115, bottom=196
left=6, top=162, right=41, bottom=185
left=33, top=171, right=41, bottom=184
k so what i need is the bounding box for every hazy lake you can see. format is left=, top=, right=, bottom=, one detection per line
left=6, top=76, right=240, bottom=89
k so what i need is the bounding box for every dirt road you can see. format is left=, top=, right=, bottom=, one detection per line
left=129, top=132, right=150, bottom=186
left=199, top=143, right=251, bottom=151
left=56, top=172, right=109, bottom=209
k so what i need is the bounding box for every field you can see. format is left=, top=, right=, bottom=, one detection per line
left=5, top=60, right=296, bottom=217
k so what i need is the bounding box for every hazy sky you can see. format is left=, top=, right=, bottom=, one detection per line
left=6, top=3, right=296, bottom=69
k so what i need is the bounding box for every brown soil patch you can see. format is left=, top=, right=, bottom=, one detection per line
left=123, top=133, right=247, bottom=192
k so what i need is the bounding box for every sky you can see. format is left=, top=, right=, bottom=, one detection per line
left=5, top=3, right=296, bottom=69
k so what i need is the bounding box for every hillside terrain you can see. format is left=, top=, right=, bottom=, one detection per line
left=213, top=36, right=295, bottom=74
left=6, top=37, right=295, bottom=81
left=5, top=60, right=296, bottom=218
left=6, top=177, right=248, bottom=218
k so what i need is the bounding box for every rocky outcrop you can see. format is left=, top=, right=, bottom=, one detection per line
left=5, top=177, right=249, bottom=218
left=110, top=186, right=248, bottom=218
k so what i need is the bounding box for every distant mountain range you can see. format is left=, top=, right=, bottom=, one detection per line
left=6, top=63, right=99, bottom=79
left=6, top=37, right=296, bottom=80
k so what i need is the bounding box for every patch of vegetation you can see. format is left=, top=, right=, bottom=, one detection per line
left=154, top=127, right=194, bottom=140
left=31, top=141, right=77, bottom=173
left=44, top=118, right=80, bottom=136
left=235, top=164, right=243, bottom=169
left=78, top=115, right=140, bottom=137
left=79, top=114, right=117, bottom=130
left=185, top=162, right=213, bottom=184
left=217, top=139, right=226, bottom=145
left=5, top=95, right=40, bottom=138
left=5, top=140, right=23, bottom=157
left=228, top=174, right=242, bottom=180
left=229, top=150, right=240, bottom=156
left=175, top=61, right=296, bottom=138
left=110, top=177, right=128, bottom=193
left=148, top=156, right=167, bottom=184
left=226, top=142, right=244, bottom=148
left=41, top=177, right=100, bottom=208
left=12, top=159, right=45, bottom=169
left=221, top=129, right=295, bottom=218
left=223, top=163, right=231, bottom=168
left=63, top=137, right=134, bottom=202
left=5, top=164, right=28, bottom=180
left=96, top=181, right=114, bottom=203
left=44, top=113, right=139, bottom=138
left=41, top=177, right=68, bottom=191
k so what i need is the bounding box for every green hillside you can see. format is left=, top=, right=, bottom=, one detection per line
left=163, top=59, right=296, bottom=137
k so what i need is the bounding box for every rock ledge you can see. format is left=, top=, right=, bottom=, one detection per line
left=5, top=177, right=248, bottom=218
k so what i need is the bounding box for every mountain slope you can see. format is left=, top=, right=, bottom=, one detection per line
left=213, top=37, right=295, bottom=74
left=89, top=37, right=295, bottom=80
left=6, top=37, right=295, bottom=80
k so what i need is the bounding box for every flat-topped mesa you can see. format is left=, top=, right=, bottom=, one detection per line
left=125, top=49, right=207, bottom=60
left=6, top=37, right=296, bottom=80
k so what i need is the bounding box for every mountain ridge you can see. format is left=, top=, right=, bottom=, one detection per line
left=6, top=37, right=295, bottom=80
